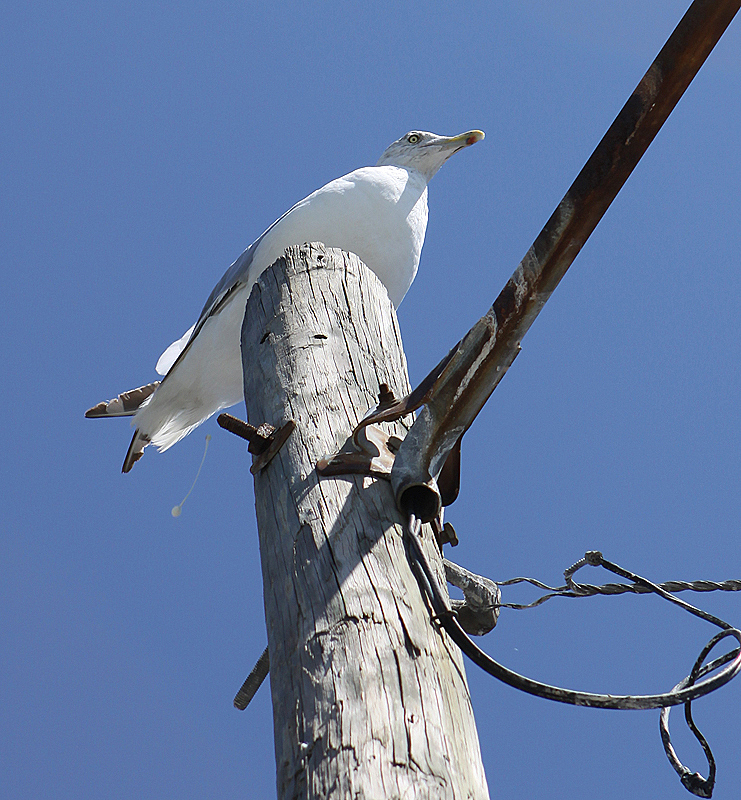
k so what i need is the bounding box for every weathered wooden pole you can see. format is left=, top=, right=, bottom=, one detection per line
left=241, top=243, right=489, bottom=800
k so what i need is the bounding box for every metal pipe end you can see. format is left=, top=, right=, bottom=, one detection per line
left=397, top=481, right=442, bottom=524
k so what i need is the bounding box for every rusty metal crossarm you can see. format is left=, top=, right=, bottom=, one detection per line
left=391, top=0, right=740, bottom=522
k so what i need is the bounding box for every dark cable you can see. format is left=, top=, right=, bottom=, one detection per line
left=404, top=514, right=741, bottom=797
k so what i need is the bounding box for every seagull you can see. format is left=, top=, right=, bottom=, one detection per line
left=86, top=129, right=485, bottom=472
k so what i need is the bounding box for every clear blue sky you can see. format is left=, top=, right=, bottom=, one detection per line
left=3, top=2, right=740, bottom=797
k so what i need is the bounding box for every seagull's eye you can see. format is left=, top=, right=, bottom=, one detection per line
left=407, top=133, right=421, bottom=144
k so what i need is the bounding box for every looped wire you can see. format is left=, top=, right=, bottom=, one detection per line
left=659, top=629, right=739, bottom=798
left=406, top=526, right=741, bottom=798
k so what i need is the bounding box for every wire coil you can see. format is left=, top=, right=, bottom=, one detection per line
left=405, top=516, right=741, bottom=798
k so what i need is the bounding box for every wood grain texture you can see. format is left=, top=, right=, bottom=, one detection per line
left=242, top=243, right=489, bottom=800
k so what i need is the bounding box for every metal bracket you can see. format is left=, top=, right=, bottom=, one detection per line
left=444, top=557, right=500, bottom=636
left=316, top=384, right=402, bottom=479
left=316, top=383, right=462, bottom=516
left=316, top=423, right=400, bottom=479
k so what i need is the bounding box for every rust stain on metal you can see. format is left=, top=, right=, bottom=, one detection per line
left=386, top=0, right=740, bottom=522
left=218, top=413, right=295, bottom=473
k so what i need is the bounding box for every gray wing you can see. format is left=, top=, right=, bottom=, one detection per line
left=195, top=202, right=300, bottom=329
left=160, top=202, right=298, bottom=382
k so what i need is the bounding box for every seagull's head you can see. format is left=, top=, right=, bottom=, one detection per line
left=376, top=129, right=485, bottom=182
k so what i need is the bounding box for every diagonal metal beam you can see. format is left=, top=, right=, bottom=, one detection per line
left=390, top=0, right=741, bottom=520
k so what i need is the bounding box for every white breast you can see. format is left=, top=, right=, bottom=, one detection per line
left=250, top=165, right=429, bottom=306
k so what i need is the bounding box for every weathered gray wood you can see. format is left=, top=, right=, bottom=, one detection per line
left=241, top=243, right=489, bottom=800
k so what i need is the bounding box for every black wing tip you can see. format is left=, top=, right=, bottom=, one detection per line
left=85, top=402, right=108, bottom=418
left=86, top=382, right=161, bottom=420
left=122, top=430, right=150, bottom=473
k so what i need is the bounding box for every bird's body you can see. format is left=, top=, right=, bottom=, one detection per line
left=134, top=165, right=429, bottom=458
left=86, top=129, right=484, bottom=471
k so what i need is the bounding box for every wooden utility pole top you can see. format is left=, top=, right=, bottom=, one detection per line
left=241, top=243, right=489, bottom=800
